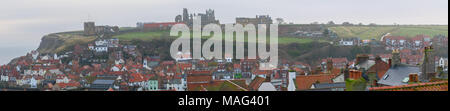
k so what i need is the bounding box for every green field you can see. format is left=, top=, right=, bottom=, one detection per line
left=113, top=25, right=447, bottom=45
left=278, top=37, right=329, bottom=44
left=114, top=31, right=173, bottom=41
left=329, top=25, right=448, bottom=40
left=113, top=30, right=330, bottom=44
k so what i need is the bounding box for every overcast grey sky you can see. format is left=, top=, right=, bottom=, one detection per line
left=0, top=0, right=448, bottom=64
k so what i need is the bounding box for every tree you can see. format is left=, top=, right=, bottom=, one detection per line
left=327, top=21, right=335, bottom=25
left=234, top=73, right=242, bottom=79
left=323, top=29, right=330, bottom=37
left=342, top=22, right=353, bottom=26
left=276, top=18, right=284, bottom=24
left=311, top=22, right=319, bottom=24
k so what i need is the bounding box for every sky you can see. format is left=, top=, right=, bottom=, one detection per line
left=0, top=0, right=448, bottom=64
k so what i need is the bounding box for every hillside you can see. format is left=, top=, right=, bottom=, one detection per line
left=35, top=25, right=447, bottom=59
left=113, top=29, right=332, bottom=45
left=36, top=25, right=448, bottom=54
left=37, top=32, right=96, bottom=54
left=37, top=27, right=137, bottom=54
left=328, top=25, right=448, bottom=40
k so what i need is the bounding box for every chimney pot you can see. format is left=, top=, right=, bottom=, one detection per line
left=408, top=73, right=419, bottom=83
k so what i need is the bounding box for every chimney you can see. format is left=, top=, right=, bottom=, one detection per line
left=391, top=49, right=400, bottom=68
left=265, top=75, right=271, bottom=82
left=408, top=73, right=419, bottom=83
left=421, top=46, right=436, bottom=82
left=349, top=70, right=362, bottom=80
left=356, top=54, right=369, bottom=65
left=355, top=70, right=362, bottom=80
left=326, top=58, right=333, bottom=73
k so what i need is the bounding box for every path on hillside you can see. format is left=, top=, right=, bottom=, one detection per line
left=380, top=33, right=391, bottom=41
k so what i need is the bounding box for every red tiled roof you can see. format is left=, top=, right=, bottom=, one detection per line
left=295, top=74, right=337, bottom=90
left=161, top=61, right=175, bottom=65
left=233, top=64, right=241, bottom=69
left=129, top=73, right=149, bottom=83
left=178, top=63, right=192, bottom=70
left=188, top=70, right=212, bottom=76
left=174, top=73, right=183, bottom=79
left=321, top=58, right=348, bottom=64
left=253, top=70, right=272, bottom=75
left=187, top=75, right=212, bottom=83
left=107, top=87, right=114, bottom=91
left=189, top=80, right=248, bottom=91
left=384, top=36, right=407, bottom=41
left=249, top=77, right=266, bottom=91
left=400, top=49, right=411, bottom=54
left=109, top=71, right=124, bottom=75
left=56, top=82, right=80, bottom=88
left=369, top=81, right=448, bottom=91
left=368, top=60, right=390, bottom=79
left=411, top=35, right=430, bottom=41
left=378, top=54, right=392, bottom=59
left=68, top=74, right=80, bottom=80
left=187, top=83, right=210, bottom=91
left=91, top=71, right=104, bottom=77
left=293, top=67, right=304, bottom=74
left=294, top=62, right=311, bottom=68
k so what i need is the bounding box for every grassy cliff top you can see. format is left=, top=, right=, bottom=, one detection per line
left=38, top=25, right=447, bottom=54
left=329, top=25, right=448, bottom=40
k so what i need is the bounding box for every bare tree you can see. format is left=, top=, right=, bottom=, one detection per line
left=276, top=18, right=285, bottom=24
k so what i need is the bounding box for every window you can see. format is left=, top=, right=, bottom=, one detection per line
left=383, top=74, right=389, bottom=80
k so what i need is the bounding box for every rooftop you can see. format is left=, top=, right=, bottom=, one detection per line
left=92, top=79, right=115, bottom=85
left=377, top=65, right=421, bottom=86
left=370, top=81, right=448, bottom=91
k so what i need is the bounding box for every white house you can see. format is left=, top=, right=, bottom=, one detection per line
left=30, top=77, right=37, bottom=88
left=16, top=78, right=29, bottom=86
left=31, top=50, right=39, bottom=60
left=24, top=69, right=46, bottom=76
left=143, top=59, right=148, bottom=68
left=175, top=51, right=192, bottom=62
left=339, top=39, right=354, bottom=46
left=439, top=57, right=448, bottom=71
left=48, top=69, right=63, bottom=75
left=110, top=65, right=127, bottom=72
left=108, top=38, right=120, bottom=48
left=110, top=66, right=120, bottom=72
left=95, top=46, right=108, bottom=52
left=115, top=59, right=125, bottom=65
left=88, top=44, right=94, bottom=50
left=56, top=75, right=70, bottom=84
left=41, top=55, right=51, bottom=60
left=0, top=75, right=9, bottom=82
left=225, top=54, right=233, bottom=63
left=95, top=39, right=108, bottom=46
left=54, top=54, right=59, bottom=60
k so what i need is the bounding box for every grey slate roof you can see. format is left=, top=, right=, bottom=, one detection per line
left=377, top=66, right=421, bottom=86
left=312, top=82, right=346, bottom=89
left=356, top=60, right=375, bottom=70
left=92, top=79, right=115, bottom=85
left=90, top=79, right=116, bottom=90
